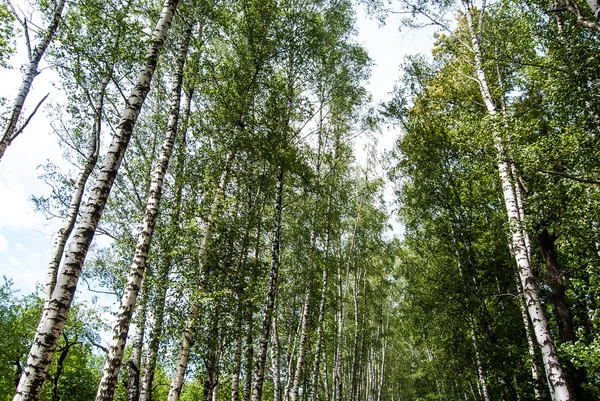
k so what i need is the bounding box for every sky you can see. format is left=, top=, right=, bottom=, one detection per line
left=0, top=2, right=436, bottom=303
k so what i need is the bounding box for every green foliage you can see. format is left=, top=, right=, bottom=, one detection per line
left=0, top=2, right=15, bottom=68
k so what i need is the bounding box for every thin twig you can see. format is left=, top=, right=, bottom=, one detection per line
left=12, top=93, right=49, bottom=141
left=537, top=169, right=600, bottom=186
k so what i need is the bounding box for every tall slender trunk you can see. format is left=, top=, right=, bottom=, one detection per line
left=0, top=0, right=66, bottom=160
left=167, top=150, right=235, bottom=401
left=283, top=324, right=299, bottom=401
left=243, top=312, right=254, bottom=401
left=251, top=166, right=284, bottom=401
left=349, top=270, right=360, bottom=401
left=536, top=228, right=592, bottom=399
left=232, top=314, right=244, bottom=401
left=290, top=284, right=311, bottom=401
left=14, top=3, right=178, bottom=400
left=376, top=317, right=388, bottom=401
left=333, top=262, right=343, bottom=401
left=271, top=311, right=282, bottom=401
left=516, top=275, right=543, bottom=400
left=469, top=319, right=490, bottom=401
left=535, top=229, right=575, bottom=342
left=310, top=269, right=328, bottom=401
left=126, top=284, right=148, bottom=401
left=138, top=87, right=192, bottom=401
left=43, top=72, right=106, bottom=310
left=461, top=2, right=571, bottom=399
left=96, top=23, right=191, bottom=401
left=203, top=317, right=222, bottom=401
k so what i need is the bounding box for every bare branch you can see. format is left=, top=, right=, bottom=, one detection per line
left=537, top=168, right=600, bottom=186
left=11, top=93, right=50, bottom=141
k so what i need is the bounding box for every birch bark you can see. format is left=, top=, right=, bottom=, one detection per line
left=13, top=2, right=178, bottom=400
left=271, top=312, right=282, bottom=401
left=43, top=71, right=108, bottom=310
left=290, top=284, right=311, bottom=401
left=243, top=312, right=254, bottom=401
left=95, top=22, right=192, bottom=401
left=516, top=275, right=543, bottom=400
left=0, top=0, right=66, bottom=160
left=461, top=2, right=571, bottom=399
left=309, top=269, right=328, bottom=401
left=138, top=88, right=192, bottom=401
left=231, top=315, right=243, bottom=401
left=167, top=150, right=235, bottom=401
left=251, top=166, right=284, bottom=401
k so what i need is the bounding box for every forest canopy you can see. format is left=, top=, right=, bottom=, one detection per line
left=0, top=0, right=599, bottom=401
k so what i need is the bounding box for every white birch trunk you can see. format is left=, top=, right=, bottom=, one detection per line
left=516, top=276, right=543, bottom=400
left=43, top=71, right=108, bottom=310
left=231, top=322, right=243, bottom=401
left=138, top=87, right=192, bottom=401
left=462, top=2, right=571, bottom=399
left=290, top=284, right=311, bottom=401
left=271, top=312, right=282, bottom=401
left=310, top=269, right=328, bottom=401
left=95, top=23, right=191, bottom=401
left=167, top=150, right=235, bottom=401
left=243, top=313, right=254, bottom=401
left=13, top=2, right=178, bottom=400
left=251, top=166, right=284, bottom=401
left=469, top=320, right=490, bottom=401
left=0, top=0, right=66, bottom=160
left=333, top=262, right=343, bottom=401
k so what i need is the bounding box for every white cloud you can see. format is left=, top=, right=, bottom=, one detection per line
left=7, top=256, right=21, bottom=266
left=0, top=235, right=7, bottom=253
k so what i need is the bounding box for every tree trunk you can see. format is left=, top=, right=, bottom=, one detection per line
left=126, top=287, right=148, bottom=401
left=50, top=338, right=75, bottom=401
left=271, top=311, right=281, bottom=401
left=203, top=318, right=222, bottom=401
left=291, top=284, right=311, bottom=401
left=349, top=270, right=360, bottom=401
left=536, top=229, right=575, bottom=342
left=13, top=2, right=178, bottom=400
left=333, top=262, right=343, bottom=401
left=138, top=87, right=192, bottom=401
left=95, top=23, right=191, bottom=401
left=469, top=319, right=490, bottom=401
left=231, top=314, right=243, bottom=401
left=43, top=70, right=111, bottom=310
left=310, top=269, right=328, bottom=401
left=243, top=312, right=254, bottom=401
left=536, top=228, right=593, bottom=399
left=516, top=275, right=543, bottom=400
left=251, top=166, right=284, bottom=401
left=167, top=150, right=235, bottom=401
left=0, top=0, right=66, bottom=161
left=461, top=2, right=571, bottom=399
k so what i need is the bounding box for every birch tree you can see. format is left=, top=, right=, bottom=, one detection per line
left=13, top=1, right=179, bottom=399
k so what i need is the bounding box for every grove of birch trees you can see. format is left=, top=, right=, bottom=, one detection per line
left=1, top=0, right=600, bottom=400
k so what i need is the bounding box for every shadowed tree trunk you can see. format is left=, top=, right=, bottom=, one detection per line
left=251, top=166, right=284, bottom=401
